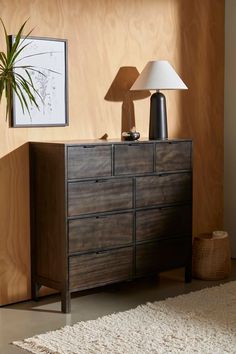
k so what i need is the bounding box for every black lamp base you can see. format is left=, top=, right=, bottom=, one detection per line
left=149, top=91, right=168, bottom=140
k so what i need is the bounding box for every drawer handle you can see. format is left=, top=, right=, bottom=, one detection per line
left=95, top=215, right=108, bottom=219
left=158, top=173, right=173, bottom=177
left=83, top=145, right=96, bottom=149
left=96, top=250, right=109, bottom=255
left=95, top=179, right=107, bottom=183
left=159, top=206, right=173, bottom=211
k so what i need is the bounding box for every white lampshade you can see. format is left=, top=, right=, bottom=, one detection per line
left=130, top=60, right=188, bottom=90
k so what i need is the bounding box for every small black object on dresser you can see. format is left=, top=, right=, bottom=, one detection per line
left=30, top=139, right=192, bottom=313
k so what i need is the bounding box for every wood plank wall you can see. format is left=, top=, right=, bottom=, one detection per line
left=0, top=0, right=224, bottom=306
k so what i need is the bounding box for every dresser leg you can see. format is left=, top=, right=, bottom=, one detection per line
left=31, top=282, right=41, bottom=301
left=61, top=290, right=71, bottom=313
left=185, top=263, right=192, bottom=283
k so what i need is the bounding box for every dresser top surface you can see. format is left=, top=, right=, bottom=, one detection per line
left=30, top=138, right=192, bottom=146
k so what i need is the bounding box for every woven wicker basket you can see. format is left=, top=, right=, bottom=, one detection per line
left=192, top=231, right=231, bottom=280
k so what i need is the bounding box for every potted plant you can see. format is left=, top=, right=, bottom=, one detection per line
left=0, top=19, right=42, bottom=120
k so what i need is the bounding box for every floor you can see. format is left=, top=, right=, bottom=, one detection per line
left=1, top=262, right=236, bottom=354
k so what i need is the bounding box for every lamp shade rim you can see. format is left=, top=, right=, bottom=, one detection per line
left=131, top=86, right=188, bottom=91
left=130, top=60, right=188, bottom=91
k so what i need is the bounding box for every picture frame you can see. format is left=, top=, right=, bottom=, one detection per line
left=9, top=36, right=68, bottom=127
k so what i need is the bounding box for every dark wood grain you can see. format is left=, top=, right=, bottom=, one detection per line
left=69, top=212, right=133, bottom=253
left=69, top=247, right=133, bottom=290
left=136, top=205, right=192, bottom=242
left=68, top=178, right=133, bottom=216
left=136, top=173, right=192, bottom=208
left=114, top=143, right=154, bottom=175
left=30, top=143, right=67, bottom=289
left=136, top=237, right=191, bottom=277
left=67, top=145, right=112, bottom=179
left=30, top=139, right=192, bottom=313
left=156, top=141, right=191, bottom=172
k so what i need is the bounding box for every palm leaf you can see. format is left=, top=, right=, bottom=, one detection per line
left=16, top=28, right=35, bottom=49
left=0, top=51, right=7, bottom=66
left=5, top=80, right=12, bottom=120
left=9, top=41, right=32, bottom=66
left=16, top=77, right=39, bottom=108
left=14, top=71, right=43, bottom=105
left=14, top=66, right=47, bottom=77
left=15, top=85, right=31, bottom=117
left=14, top=73, right=40, bottom=107
left=12, top=76, right=32, bottom=117
left=25, top=70, right=44, bottom=104
left=8, top=20, right=29, bottom=63
left=11, top=78, right=26, bottom=114
left=15, top=51, right=60, bottom=63
left=0, top=18, right=10, bottom=56
left=0, top=79, right=4, bottom=101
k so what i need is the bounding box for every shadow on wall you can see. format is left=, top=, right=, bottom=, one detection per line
left=176, top=1, right=224, bottom=236
left=104, top=66, right=150, bottom=137
left=0, top=143, right=31, bottom=305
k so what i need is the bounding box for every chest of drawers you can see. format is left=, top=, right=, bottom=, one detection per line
left=30, top=139, right=192, bottom=313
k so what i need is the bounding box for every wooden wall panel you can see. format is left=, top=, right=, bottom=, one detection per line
left=224, top=0, right=236, bottom=258
left=0, top=144, right=30, bottom=305
left=178, top=0, right=224, bottom=236
left=0, top=0, right=224, bottom=305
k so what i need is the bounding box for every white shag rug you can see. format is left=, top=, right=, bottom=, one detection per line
left=13, top=281, right=236, bottom=354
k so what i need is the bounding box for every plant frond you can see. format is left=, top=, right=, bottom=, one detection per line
left=5, top=81, right=12, bottom=120
left=17, top=27, right=35, bottom=49
left=11, top=20, right=28, bottom=51
left=14, top=51, right=61, bottom=64
left=13, top=78, right=32, bottom=117
left=11, top=78, right=25, bottom=114
left=14, top=74, right=39, bottom=109
left=0, top=19, right=61, bottom=120
left=9, top=42, right=32, bottom=66
left=0, top=51, right=7, bottom=66
left=0, top=18, right=10, bottom=56
left=14, top=66, right=47, bottom=77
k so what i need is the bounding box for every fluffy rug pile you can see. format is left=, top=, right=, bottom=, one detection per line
left=13, top=281, right=236, bottom=353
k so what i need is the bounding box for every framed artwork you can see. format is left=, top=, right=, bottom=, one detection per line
left=9, top=36, right=68, bottom=127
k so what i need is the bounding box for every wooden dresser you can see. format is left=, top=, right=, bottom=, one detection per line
left=30, top=139, right=192, bottom=313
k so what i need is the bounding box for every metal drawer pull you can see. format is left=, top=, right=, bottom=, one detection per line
left=159, top=206, right=173, bottom=211
left=96, top=250, right=109, bottom=255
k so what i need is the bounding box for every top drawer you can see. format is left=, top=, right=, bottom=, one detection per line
left=156, top=141, right=191, bottom=172
left=114, top=143, right=154, bottom=175
left=67, top=145, right=112, bottom=179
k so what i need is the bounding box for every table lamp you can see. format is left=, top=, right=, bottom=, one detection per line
left=130, top=60, right=188, bottom=140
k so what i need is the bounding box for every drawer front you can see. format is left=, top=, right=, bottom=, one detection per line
left=136, top=173, right=191, bottom=208
left=114, top=143, right=154, bottom=175
left=68, top=178, right=133, bottom=216
left=156, top=141, right=191, bottom=172
left=136, top=237, right=191, bottom=277
left=69, top=212, right=133, bottom=253
left=69, top=247, right=133, bottom=290
left=136, top=205, right=192, bottom=242
left=67, top=145, right=112, bottom=179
